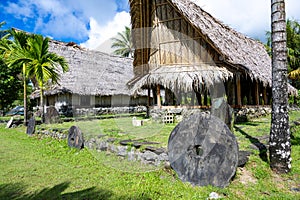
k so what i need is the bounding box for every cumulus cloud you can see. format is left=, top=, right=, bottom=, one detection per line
left=192, top=0, right=300, bottom=41
left=2, top=0, right=299, bottom=46
left=1, top=0, right=128, bottom=42
left=81, top=11, right=131, bottom=50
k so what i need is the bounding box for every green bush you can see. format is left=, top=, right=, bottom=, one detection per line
left=289, top=91, right=300, bottom=106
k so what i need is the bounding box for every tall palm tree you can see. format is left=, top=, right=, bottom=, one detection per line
left=111, top=26, right=134, bottom=58
left=269, top=0, right=291, bottom=173
left=1, top=30, right=68, bottom=123
left=25, top=34, right=68, bottom=121
left=0, top=29, right=31, bottom=125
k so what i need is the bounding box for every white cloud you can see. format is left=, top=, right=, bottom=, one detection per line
left=81, top=11, right=131, bottom=50
left=2, top=0, right=125, bottom=42
left=192, top=0, right=300, bottom=41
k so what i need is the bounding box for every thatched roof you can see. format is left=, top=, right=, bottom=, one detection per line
left=129, top=0, right=298, bottom=95
left=31, top=40, right=137, bottom=98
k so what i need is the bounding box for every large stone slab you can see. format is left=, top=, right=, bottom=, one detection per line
left=211, top=97, right=234, bottom=130
left=68, top=126, right=84, bottom=149
left=6, top=117, right=14, bottom=129
left=26, top=117, right=36, bottom=135
left=168, top=111, right=239, bottom=188
left=44, top=106, right=61, bottom=124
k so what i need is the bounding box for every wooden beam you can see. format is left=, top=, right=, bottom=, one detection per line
left=204, top=89, right=208, bottom=106
left=263, top=87, right=268, bottom=105
left=157, top=85, right=161, bottom=107
left=148, top=88, right=151, bottom=107
left=254, top=81, right=260, bottom=105
left=236, top=73, right=242, bottom=107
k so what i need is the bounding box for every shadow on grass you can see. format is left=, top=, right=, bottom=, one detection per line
left=235, top=122, right=260, bottom=126
left=291, top=134, right=300, bottom=146
left=234, top=126, right=269, bottom=163
left=0, top=182, right=151, bottom=200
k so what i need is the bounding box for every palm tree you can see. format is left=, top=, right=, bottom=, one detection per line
left=1, top=30, right=68, bottom=123
left=111, top=26, right=134, bottom=58
left=0, top=21, right=9, bottom=39
left=25, top=34, right=68, bottom=121
left=0, top=29, right=31, bottom=125
left=269, top=0, right=291, bottom=173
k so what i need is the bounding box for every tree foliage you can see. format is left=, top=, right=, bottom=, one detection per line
left=266, top=19, right=300, bottom=89
left=0, top=28, right=68, bottom=122
left=111, top=26, right=134, bottom=58
left=0, top=57, right=22, bottom=112
left=0, top=22, right=23, bottom=112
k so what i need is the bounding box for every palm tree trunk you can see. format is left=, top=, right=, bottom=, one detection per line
left=40, top=88, right=44, bottom=123
left=23, top=76, right=27, bottom=126
left=269, top=0, right=291, bottom=173
left=23, top=64, right=27, bottom=126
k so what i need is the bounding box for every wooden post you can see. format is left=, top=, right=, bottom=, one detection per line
left=236, top=73, right=242, bottom=107
left=196, top=92, right=202, bottom=106
left=157, top=85, right=161, bottom=107
left=191, top=92, right=195, bottom=106
left=147, top=88, right=151, bottom=106
left=204, top=89, right=208, bottom=106
left=254, top=81, right=260, bottom=105
left=263, top=87, right=268, bottom=105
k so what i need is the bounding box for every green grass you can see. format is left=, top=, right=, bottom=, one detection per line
left=38, top=117, right=176, bottom=148
left=0, top=111, right=300, bottom=199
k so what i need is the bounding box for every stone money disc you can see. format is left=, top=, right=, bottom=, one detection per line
left=26, top=117, right=36, bottom=135
left=68, top=126, right=84, bottom=149
left=168, top=111, right=238, bottom=188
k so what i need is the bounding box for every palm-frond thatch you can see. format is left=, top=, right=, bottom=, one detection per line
left=31, top=40, right=137, bottom=99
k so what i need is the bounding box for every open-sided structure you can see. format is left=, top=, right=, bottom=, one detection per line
left=31, top=40, right=148, bottom=109
left=128, top=0, right=297, bottom=107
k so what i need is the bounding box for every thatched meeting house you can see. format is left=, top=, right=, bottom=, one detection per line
left=31, top=40, right=149, bottom=110
left=128, top=0, right=297, bottom=108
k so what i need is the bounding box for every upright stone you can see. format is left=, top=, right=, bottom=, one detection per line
left=26, top=117, right=36, bottom=135
left=6, top=117, right=14, bottom=129
left=168, top=111, right=238, bottom=188
left=68, top=126, right=84, bottom=149
left=211, top=97, right=234, bottom=130
left=44, top=106, right=61, bottom=124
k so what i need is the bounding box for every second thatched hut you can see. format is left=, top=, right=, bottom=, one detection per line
left=128, top=0, right=297, bottom=108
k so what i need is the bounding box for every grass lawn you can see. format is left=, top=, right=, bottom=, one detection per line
left=0, top=111, right=299, bottom=199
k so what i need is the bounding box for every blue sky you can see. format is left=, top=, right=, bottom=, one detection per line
left=1, top=0, right=299, bottom=50
left=0, top=0, right=130, bottom=48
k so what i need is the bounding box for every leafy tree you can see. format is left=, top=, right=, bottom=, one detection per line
left=0, top=29, right=68, bottom=123
left=269, top=0, right=291, bottom=173
left=25, top=34, right=69, bottom=121
left=0, top=22, right=22, bottom=113
left=266, top=19, right=300, bottom=89
left=0, top=29, right=32, bottom=124
left=111, top=26, right=134, bottom=58
left=0, top=57, right=22, bottom=113
left=286, top=19, right=300, bottom=86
